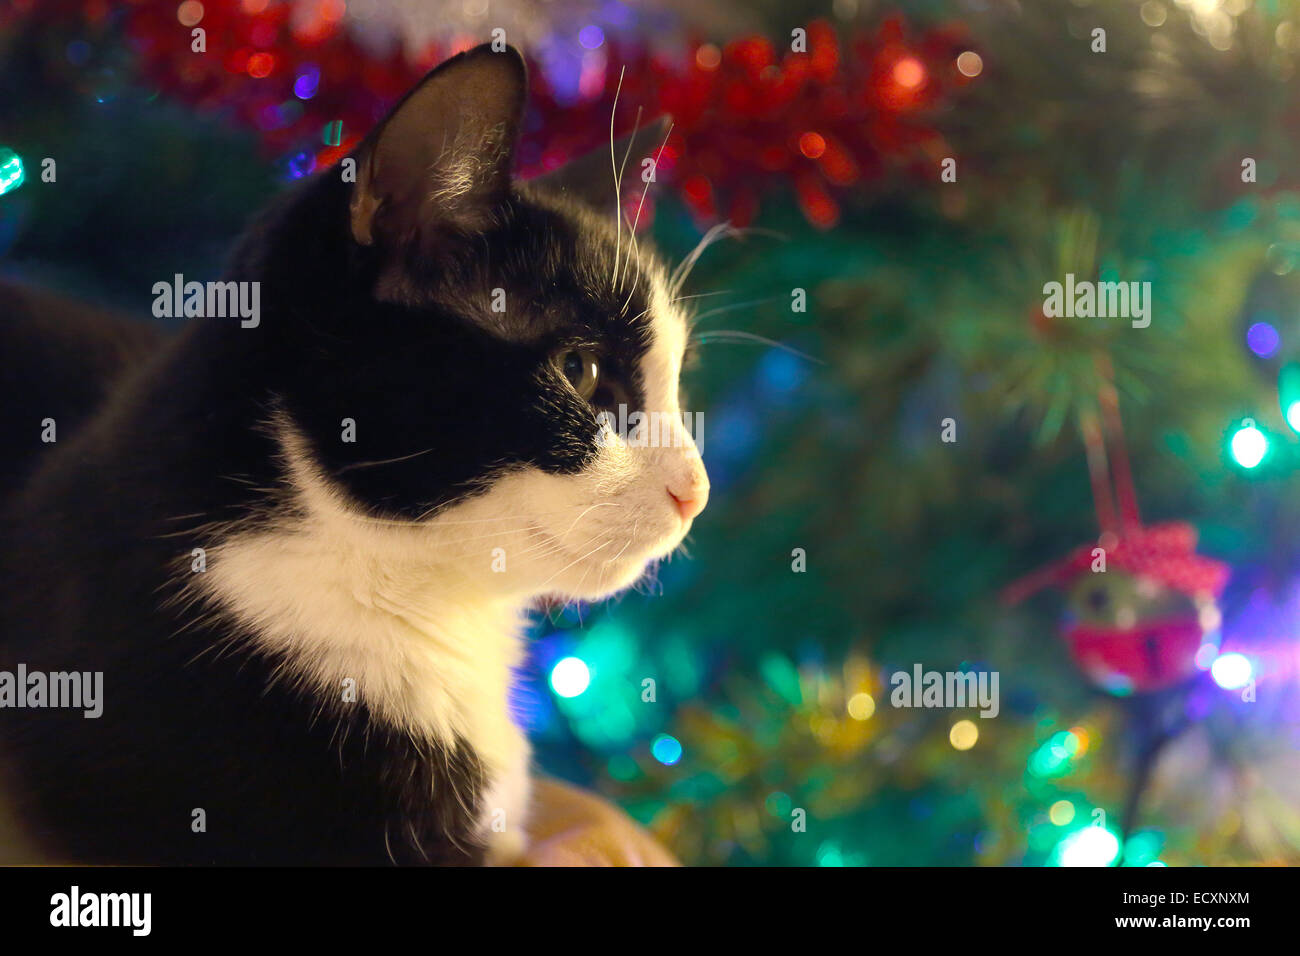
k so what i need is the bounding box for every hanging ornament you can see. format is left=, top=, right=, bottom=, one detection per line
left=1059, top=527, right=1223, bottom=695
left=1003, top=355, right=1231, bottom=696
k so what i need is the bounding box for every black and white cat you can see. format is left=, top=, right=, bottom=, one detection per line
left=0, top=43, right=708, bottom=865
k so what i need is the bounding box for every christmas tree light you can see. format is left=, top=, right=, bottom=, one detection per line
left=1229, top=420, right=1268, bottom=469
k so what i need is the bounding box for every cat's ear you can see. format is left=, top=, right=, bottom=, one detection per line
left=526, top=116, right=672, bottom=212
left=350, top=44, right=527, bottom=247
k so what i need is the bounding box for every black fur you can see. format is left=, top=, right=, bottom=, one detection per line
left=0, top=44, right=657, bottom=864
left=0, top=282, right=161, bottom=501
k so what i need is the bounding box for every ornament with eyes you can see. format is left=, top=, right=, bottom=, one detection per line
left=1062, top=569, right=1219, bottom=696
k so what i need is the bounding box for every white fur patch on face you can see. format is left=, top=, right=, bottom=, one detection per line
left=482, top=267, right=709, bottom=601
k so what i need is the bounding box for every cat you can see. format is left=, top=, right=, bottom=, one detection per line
left=0, top=43, right=708, bottom=865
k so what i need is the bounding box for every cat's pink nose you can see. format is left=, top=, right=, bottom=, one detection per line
left=667, top=486, right=707, bottom=523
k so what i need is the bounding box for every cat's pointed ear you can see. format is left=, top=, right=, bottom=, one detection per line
left=526, top=116, right=672, bottom=211
left=350, top=44, right=527, bottom=247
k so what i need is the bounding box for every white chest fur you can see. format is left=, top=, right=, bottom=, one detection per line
left=188, top=434, right=535, bottom=860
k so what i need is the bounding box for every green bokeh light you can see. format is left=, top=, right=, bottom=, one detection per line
left=0, top=148, right=25, bottom=195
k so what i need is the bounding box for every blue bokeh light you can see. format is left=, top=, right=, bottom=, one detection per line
left=294, top=64, right=321, bottom=100
left=1246, top=320, right=1280, bottom=358
left=651, top=733, right=683, bottom=765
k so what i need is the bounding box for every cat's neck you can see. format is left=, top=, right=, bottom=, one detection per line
left=188, top=417, right=534, bottom=770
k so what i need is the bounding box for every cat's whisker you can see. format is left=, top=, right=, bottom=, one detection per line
left=535, top=532, right=617, bottom=590
left=515, top=527, right=590, bottom=560
left=433, top=525, right=549, bottom=548
left=515, top=501, right=626, bottom=560
left=332, top=448, right=435, bottom=475
left=572, top=553, right=600, bottom=603
left=155, top=522, right=228, bottom=540
left=615, top=520, right=641, bottom=562
left=612, top=105, right=644, bottom=292
left=693, top=329, right=824, bottom=364
left=669, top=222, right=738, bottom=299
left=521, top=546, right=581, bottom=571
left=670, top=225, right=784, bottom=304
left=516, top=516, right=611, bottom=561
left=514, top=536, right=569, bottom=560
left=595, top=519, right=641, bottom=595
left=671, top=290, right=732, bottom=306
left=687, top=296, right=780, bottom=327
left=609, top=65, right=626, bottom=291
left=558, top=501, right=620, bottom=537
left=631, top=557, right=662, bottom=597
left=618, top=121, right=673, bottom=312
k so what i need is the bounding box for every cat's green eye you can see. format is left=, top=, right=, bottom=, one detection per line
left=556, top=348, right=601, bottom=401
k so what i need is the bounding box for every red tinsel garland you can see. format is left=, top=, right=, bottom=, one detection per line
left=11, top=0, right=978, bottom=229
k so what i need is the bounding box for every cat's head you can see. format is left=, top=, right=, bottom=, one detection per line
left=252, top=44, right=708, bottom=603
